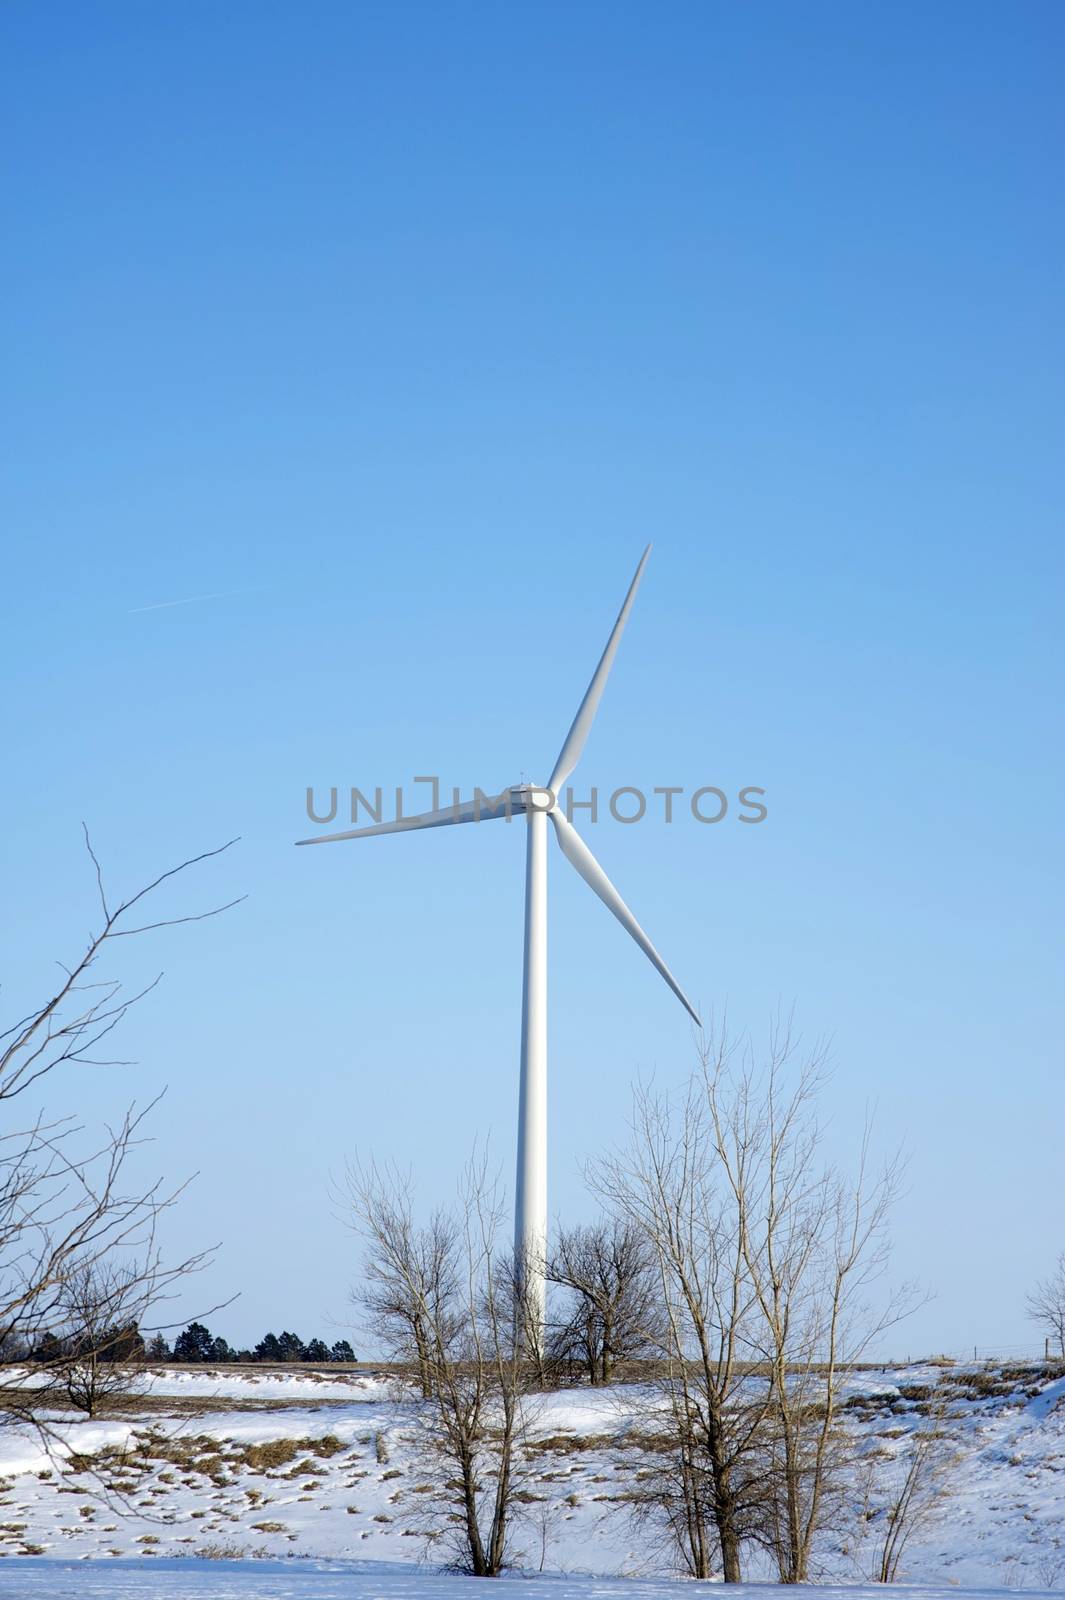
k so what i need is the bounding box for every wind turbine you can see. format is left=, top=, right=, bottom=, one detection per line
left=296, top=546, right=698, bottom=1348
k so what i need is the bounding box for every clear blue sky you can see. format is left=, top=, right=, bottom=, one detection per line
left=3, top=1, right=1062, bottom=1355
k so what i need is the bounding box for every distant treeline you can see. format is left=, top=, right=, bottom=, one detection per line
left=149, top=1323, right=356, bottom=1364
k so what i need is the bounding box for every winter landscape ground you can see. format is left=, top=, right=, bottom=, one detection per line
left=1, top=1568, right=1063, bottom=1600
left=0, top=1362, right=1061, bottom=1595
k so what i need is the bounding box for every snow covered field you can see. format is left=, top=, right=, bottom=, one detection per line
left=0, top=1364, right=1061, bottom=1590
left=0, top=1566, right=1063, bottom=1600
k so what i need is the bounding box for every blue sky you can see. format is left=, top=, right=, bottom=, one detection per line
left=3, top=0, right=1062, bottom=1354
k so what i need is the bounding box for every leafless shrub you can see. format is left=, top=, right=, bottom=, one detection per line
left=850, top=1382, right=956, bottom=1581
left=1034, top=1547, right=1065, bottom=1588
left=53, top=1258, right=147, bottom=1416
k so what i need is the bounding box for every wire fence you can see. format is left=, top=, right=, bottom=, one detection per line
left=883, top=1341, right=1065, bottom=1367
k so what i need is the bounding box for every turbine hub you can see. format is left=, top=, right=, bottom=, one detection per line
left=510, top=782, right=554, bottom=812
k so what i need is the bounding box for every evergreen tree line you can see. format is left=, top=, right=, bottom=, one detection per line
left=26, top=1325, right=145, bottom=1365
left=151, top=1323, right=356, bottom=1364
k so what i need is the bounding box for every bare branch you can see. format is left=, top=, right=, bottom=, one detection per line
left=107, top=896, right=247, bottom=938
left=0, top=833, right=240, bottom=1443
left=81, top=822, right=110, bottom=923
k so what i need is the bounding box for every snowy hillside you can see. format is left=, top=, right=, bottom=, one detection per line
left=0, top=1363, right=1061, bottom=1589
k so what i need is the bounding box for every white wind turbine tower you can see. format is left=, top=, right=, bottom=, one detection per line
left=297, top=546, right=698, bottom=1349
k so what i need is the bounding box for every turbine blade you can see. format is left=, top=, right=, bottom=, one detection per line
left=296, top=791, right=527, bottom=846
left=548, top=544, right=651, bottom=795
left=549, top=808, right=700, bottom=1025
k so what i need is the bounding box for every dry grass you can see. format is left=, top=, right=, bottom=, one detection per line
left=526, top=1429, right=672, bottom=1456
left=195, top=1540, right=249, bottom=1559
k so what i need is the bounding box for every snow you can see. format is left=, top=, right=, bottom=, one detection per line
left=0, top=1364, right=1060, bottom=1588
left=7, top=1367, right=391, bottom=1404
left=134, top=1371, right=393, bottom=1404
left=0, top=1565, right=1061, bottom=1599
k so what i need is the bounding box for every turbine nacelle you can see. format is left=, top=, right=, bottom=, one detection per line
left=509, top=783, right=553, bottom=813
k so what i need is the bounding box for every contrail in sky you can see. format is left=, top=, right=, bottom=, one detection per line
left=128, top=587, right=264, bottom=614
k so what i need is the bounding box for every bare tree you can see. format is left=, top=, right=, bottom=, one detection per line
left=595, top=1075, right=772, bottom=1582
left=1026, top=1253, right=1065, bottom=1358
left=346, top=1155, right=537, bottom=1576
left=595, top=1017, right=912, bottom=1584
left=346, top=1161, right=459, bottom=1399
left=700, top=1019, right=913, bottom=1583
left=547, top=1218, right=659, bottom=1385
left=0, top=832, right=241, bottom=1431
